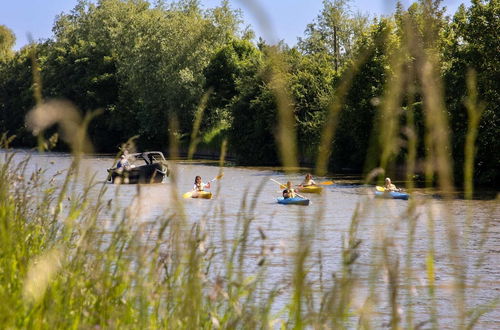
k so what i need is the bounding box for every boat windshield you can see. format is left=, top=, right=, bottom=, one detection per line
left=115, top=152, right=165, bottom=168
left=147, top=153, right=165, bottom=163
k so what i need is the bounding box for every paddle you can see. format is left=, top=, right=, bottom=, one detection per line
left=270, top=178, right=286, bottom=189
left=270, top=178, right=307, bottom=199
left=202, top=173, right=224, bottom=195
left=210, top=173, right=224, bottom=182
left=376, top=186, right=386, bottom=192
left=319, top=180, right=334, bottom=185
left=198, top=173, right=224, bottom=190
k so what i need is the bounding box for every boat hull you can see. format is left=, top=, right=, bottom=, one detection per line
left=375, top=191, right=409, bottom=200
left=108, top=163, right=166, bottom=184
left=277, top=197, right=310, bottom=205
left=183, top=191, right=213, bottom=199
left=297, top=185, right=323, bottom=194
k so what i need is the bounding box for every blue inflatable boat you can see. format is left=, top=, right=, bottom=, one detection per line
left=277, top=197, right=310, bottom=205
left=375, top=190, right=409, bottom=200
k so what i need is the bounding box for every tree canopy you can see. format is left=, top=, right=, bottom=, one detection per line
left=0, top=25, right=16, bottom=61
left=0, top=0, right=498, bottom=186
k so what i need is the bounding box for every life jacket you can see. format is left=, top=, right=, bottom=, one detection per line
left=385, top=183, right=397, bottom=191
left=194, top=182, right=207, bottom=191
left=283, top=188, right=295, bottom=198
left=302, top=179, right=315, bottom=186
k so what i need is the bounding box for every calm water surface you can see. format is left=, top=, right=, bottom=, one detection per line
left=6, top=151, right=500, bottom=328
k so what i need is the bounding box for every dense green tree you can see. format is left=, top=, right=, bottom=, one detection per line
left=8, top=0, right=244, bottom=151
left=298, top=0, right=368, bottom=71
left=0, top=0, right=497, bottom=186
left=204, top=39, right=259, bottom=111
left=0, top=25, right=16, bottom=61
left=283, top=49, right=336, bottom=162
left=203, top=38, right=277, bottom=164
left=0, top=47, right=37, bottom=145
left=203, top=38, right=261, bottom=144
left=333, top=18, right=394, bottom=171
left=40, top=0, right=135, bottom=150
left=213, top=40, right=337, bottom=165
left=229, top=63, right=279, bottom=165
left=444, top=0, right=500, bottom=185
left=101, top=0, right=244, bottom=149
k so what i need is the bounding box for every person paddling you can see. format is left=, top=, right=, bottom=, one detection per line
left=300, top=173, right=316, bottom=187
left=193, top=175, right=211, bottom=196
left=384, top=177, right=400, bottom=192
left=282, top=181, right=296, bottom=199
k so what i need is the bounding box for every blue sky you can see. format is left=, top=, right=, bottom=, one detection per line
left=1, top=0, right=470, bottom=50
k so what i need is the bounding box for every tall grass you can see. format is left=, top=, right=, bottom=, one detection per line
left=0, top=1, right=498, bottom=329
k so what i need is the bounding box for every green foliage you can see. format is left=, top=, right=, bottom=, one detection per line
left=0, top=25, right=16, bottom=61
left=0, top=0, right=497, bottom=186
left=0, top=0, right=244, bottom=152
left=40, top=39, right=122, bottom=151
left=444, top=0, right=500, bottom=185
left=334, top=18, right=394, bottom=171
left=0, top=48, right=37, bottom=146
left=394, top=0, right=448, bottom=52
left=230, top=66, right=279, bottom=165
left=284, top=49, right=337, bottom=160
left=203, top=38, right=261, bottom=135
left=298, top=0, right=368, bottom=71
left=109, top=0, right=243, bottom=149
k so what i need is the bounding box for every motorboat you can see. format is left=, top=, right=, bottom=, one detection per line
left=107, top=151, right=169, bottom=184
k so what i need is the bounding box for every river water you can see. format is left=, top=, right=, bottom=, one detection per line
left=5, top=150, right=499, bottom=328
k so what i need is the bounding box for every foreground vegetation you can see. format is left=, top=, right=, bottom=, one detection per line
left=0, top=0, right=498, bottom=186
left=0, top=136, right=498, bottom=328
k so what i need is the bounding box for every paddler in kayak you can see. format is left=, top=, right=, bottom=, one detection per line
left=193, top=175, right=211, bottom=197
left=300, top=173, right=316, bottom=187
left=384, top=177, right=400, bottom=192
left=282, top=181, right=296, bottom=199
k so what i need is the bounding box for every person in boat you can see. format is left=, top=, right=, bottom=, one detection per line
left=116, top=155, right=130, bottom=170
left=282, top=181, right=296, bottom=199
left=384, top=177, right=400, bottom=192
left=193, top=175, right=211, bottom=193
left=300, top=173, right=316, bottom=187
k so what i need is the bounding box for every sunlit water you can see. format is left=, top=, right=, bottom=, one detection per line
left=4, top=150, right=499, bottom=328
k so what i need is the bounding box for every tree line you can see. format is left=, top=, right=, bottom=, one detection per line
left=0, top=0, right=498, bottom=186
